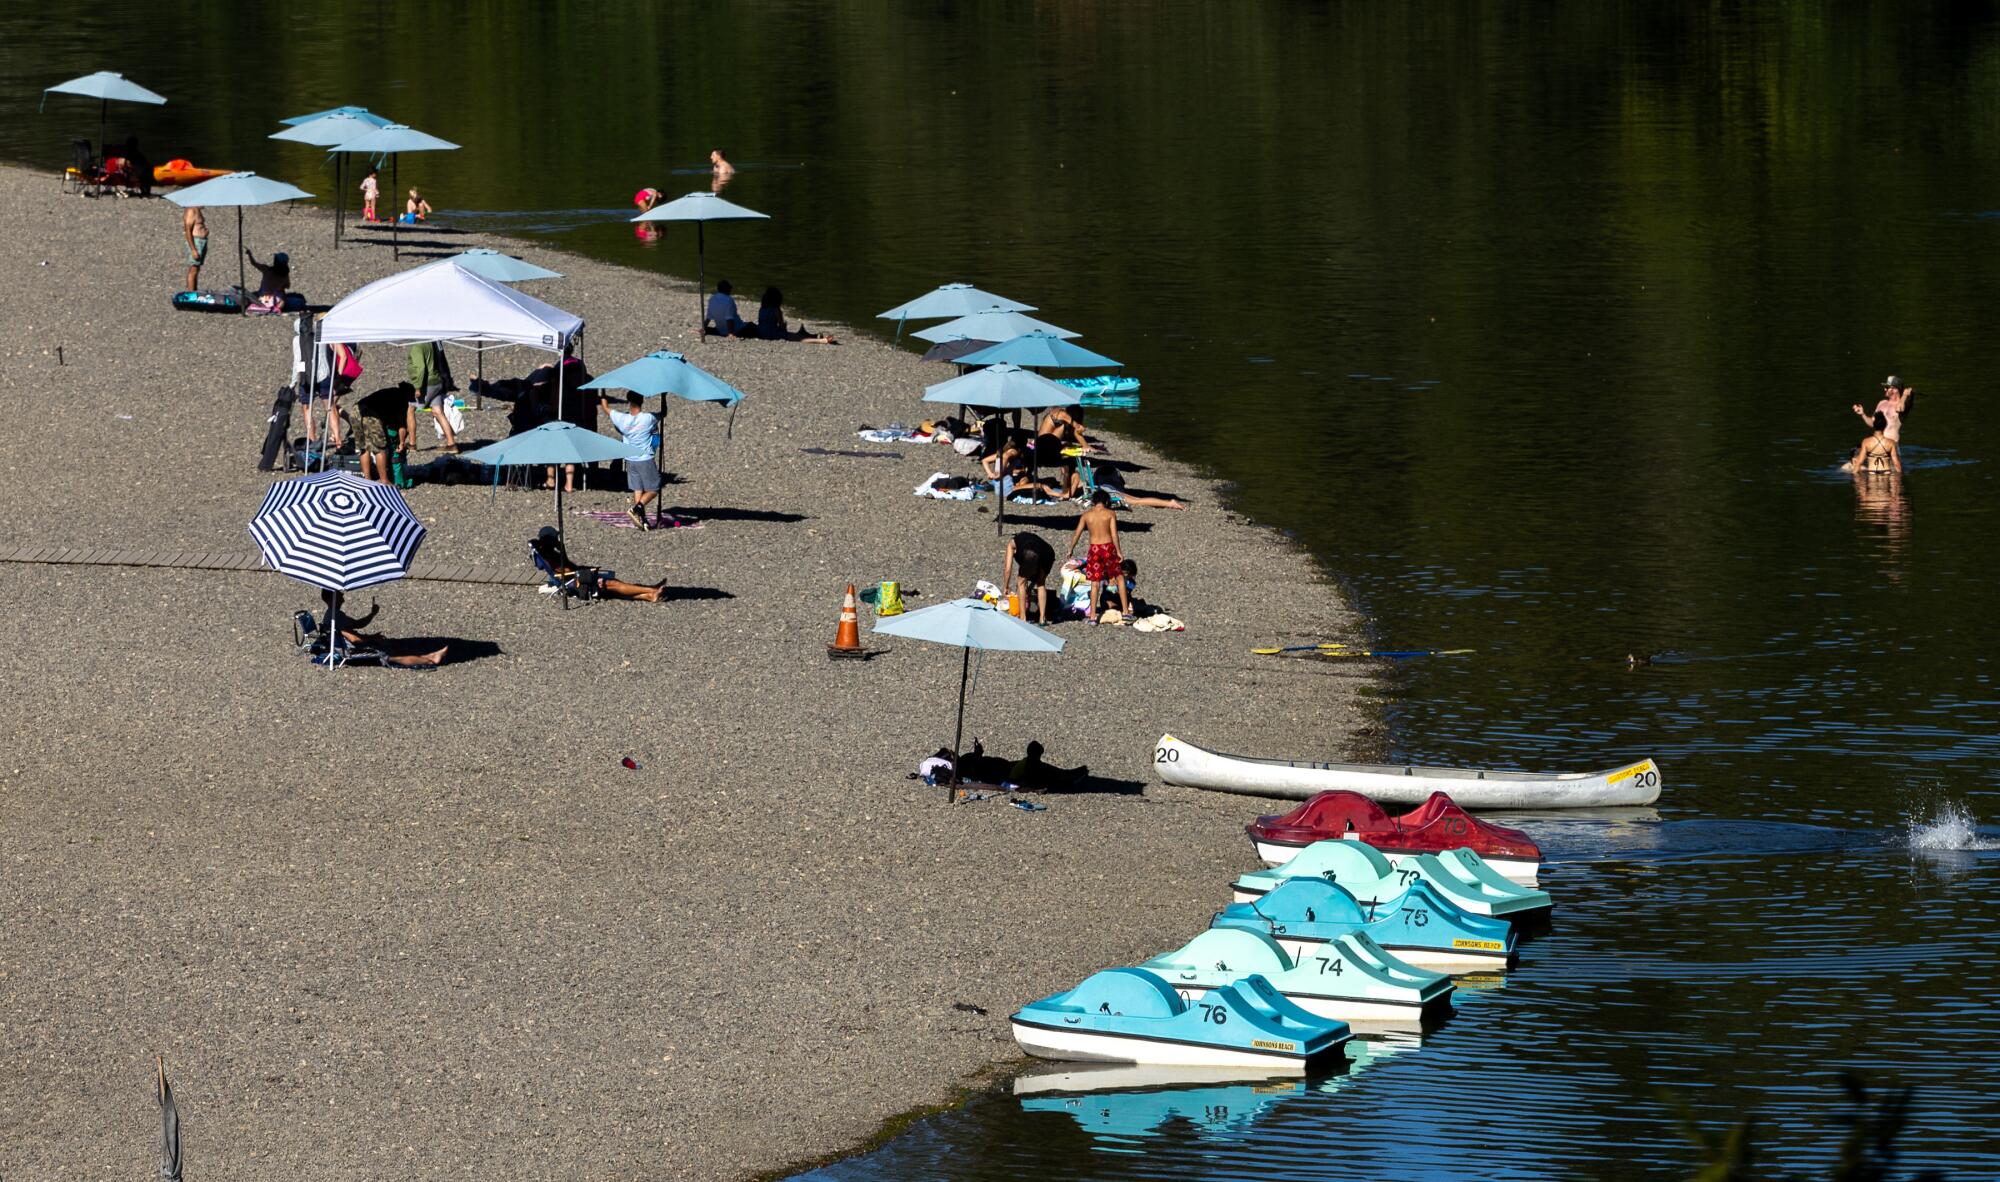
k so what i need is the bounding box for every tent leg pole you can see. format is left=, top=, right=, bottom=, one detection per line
left=949, top=646, right=970, bottom=803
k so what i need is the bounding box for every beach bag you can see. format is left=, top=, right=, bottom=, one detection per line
left=338, top=346, right=363, bottom=380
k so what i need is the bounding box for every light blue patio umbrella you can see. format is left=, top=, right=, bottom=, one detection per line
left=581, top=350, right=745, bottom=406
left=924, top=364, right=1081, bottom=534
left=922, top=363, right=1081, bottom=411
left=913, top=310, right=1078, bottom=344
left=878, top=284, right=1035, bottom=340
left=41, top=71, right=166, bottom=153
left=631, top=191, right=770, bottom=334
left=164, top=172, right=314, bottom=291
left=271, top=108, right=393, bottom=246
left=328, top=123, right=460, bottom=259
left=582, top=351, right=745, bottom=523
left=461, top=421, right=650, bottom=545
left=872, top=598, right=1065, bottom=798
left=438, top=248, right=563, bottom=283
left=280, top=105, right=393, bottom=127
left=957, top=332, right=1121, bottom=371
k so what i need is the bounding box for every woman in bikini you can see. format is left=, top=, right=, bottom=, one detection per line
left=1849, top=411, right=1902, bottom=475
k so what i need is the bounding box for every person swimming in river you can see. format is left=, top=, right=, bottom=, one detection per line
left=710, top=148, right=735, bottom=189
left=634, top=187, right=662, bottom=213
left=1852, top=375, right=1915, bottom=445
left=1845, top=411, right=1903, bottom=475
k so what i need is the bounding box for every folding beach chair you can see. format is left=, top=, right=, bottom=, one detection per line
left=290, top=610, right=388, bottom=667
left=63, top=139, right=106, bottom=195
left=529, top=533, right=602, bottom=610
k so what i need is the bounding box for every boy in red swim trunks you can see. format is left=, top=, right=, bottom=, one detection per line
left=1066, top=490, right=1132, bottom=623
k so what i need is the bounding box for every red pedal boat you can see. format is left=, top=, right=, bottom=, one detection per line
left=1247, top=790, right=1544, bottom=886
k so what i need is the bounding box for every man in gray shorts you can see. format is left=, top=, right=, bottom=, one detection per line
left=601, top=392, right=662, bottom=529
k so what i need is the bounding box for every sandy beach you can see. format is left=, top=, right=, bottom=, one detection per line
left=0, top=162, right=1372, bottom=1181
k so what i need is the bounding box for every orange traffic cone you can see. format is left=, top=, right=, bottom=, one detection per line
left=829, top=584, right=868, bottom=659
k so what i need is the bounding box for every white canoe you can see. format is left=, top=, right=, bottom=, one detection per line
left=1152, top=734, right=1662, bottom=809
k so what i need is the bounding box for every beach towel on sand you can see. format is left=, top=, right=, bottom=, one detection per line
left=860, top=427, right=931, bottom=444
left=916, top=472, right=982, bottom=501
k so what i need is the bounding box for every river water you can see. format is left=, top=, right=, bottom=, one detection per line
left=6, top=3, right=1999, bottom=1177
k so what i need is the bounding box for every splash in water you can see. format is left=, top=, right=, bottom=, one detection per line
left=1906, top=801, right=2000, bottom=852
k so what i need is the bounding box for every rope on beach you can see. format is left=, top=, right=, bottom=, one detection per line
left=0, top=544, right=539, bottom=586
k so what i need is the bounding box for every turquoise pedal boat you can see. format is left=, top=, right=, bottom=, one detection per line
left=1233, top=838, right=1554, bottom=919
left=1211, top=876, right=1516, bottom=973
left=1010, top=967, right=1350, bottom=1070
left=1138, top=927, right=1453, bottom=1028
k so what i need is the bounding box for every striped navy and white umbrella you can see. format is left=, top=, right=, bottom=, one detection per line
left=248, top=471, right=426, bottom=590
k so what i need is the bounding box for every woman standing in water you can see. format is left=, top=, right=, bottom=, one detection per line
left=1848, top=411, right=1903, bottom=474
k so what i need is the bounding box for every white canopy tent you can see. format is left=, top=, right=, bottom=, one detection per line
left=318, top=261, right=582, bottom=349
left=311, top=263, right=588, bottom=462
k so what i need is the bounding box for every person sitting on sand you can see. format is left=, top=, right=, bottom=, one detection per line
left=309, top=592, right=448, bottom=667
left=1065, top=490, right=1132, bottom=623
left=705, top=279, right=750, bottom=337
left=1853, top=376, right=1914, bottom=444
left=755, top=287, right=837, bottom=343
left=1846, top=411, right=1903, bottom=475
left=530, top=528, right=672, bottom=602
left=1040, top=406, right=1099, bottom=454
left=404, top=188, right=432, bottom=222
left=951, top=739, right=1088, bottom=790
left=1003, top=531, right=1057, bottom=623
left=245, top=249, right=290, bottom=310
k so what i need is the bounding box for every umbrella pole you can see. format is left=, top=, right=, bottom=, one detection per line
left=236, top=207, right=246, bottom=293
left=392, top=155, right=399, bottom=260
left=948, top=645, right=970, bottom=803
left=654, top=401, right=668, bottom=526
left=98, top=99, right=106, bottom=161
left=555, top=481, right=565, bottom=550
left=695, top=222, right=706, bottom=343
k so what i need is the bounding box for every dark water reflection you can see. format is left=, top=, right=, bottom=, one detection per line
left=6, top=1, right=2000, bottom=1177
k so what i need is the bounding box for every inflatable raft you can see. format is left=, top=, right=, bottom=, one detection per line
left=172, top=289, right=306, bottom=314
left=153, top=160, right=233, bottom=186
left=1154, top=734, right=1661, bottom=808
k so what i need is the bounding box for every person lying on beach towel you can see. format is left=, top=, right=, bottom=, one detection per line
left=916, top=472, right=981, bottom=500
left=951, top=740, right=1090, bottom=790
left=530, top=527, right=671, bottom=601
